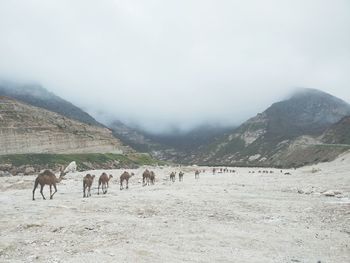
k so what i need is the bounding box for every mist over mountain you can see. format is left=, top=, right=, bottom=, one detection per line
left=0, top=81, right=102, bottom=127
left=1, top=1, right=349, bottom=133
left=188, top=88, right=350, bottom=167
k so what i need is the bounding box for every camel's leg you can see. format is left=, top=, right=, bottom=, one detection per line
left=120, top=180, right=123, bottom=190
left=50, top=185, right=52, bottom=198
left=50, top=184, right=57, bottom=199
left=83, top=182, right=86, bottom=198
left=126, top=179, right=129, bottom=189
left=40, top=184, right=46, bottom=200
left=32, top=179, right=39, bottom=201
left=98, top=182, right=100, bottom=195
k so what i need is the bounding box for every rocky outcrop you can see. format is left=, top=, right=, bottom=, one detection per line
left=0, top=96, right=128, bottom=155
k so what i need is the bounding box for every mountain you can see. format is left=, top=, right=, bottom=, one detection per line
left=109, top=121, right=234, bottom=162
left=190, top=88, right=350, bottom=167
left=0, top=96, right=127, bottom=155
left=320, top=116, right=350, bottom=145
left=0, top=81, right=102, bottom=126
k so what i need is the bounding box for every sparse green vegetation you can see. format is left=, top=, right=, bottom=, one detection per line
left=0, top=153, right=164, bottom=170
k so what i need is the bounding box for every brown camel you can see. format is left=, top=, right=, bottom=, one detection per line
left=195, top=170, right=200, bottom=179
left=142, top=169, right=151, bottom=186
left=178, top=171, right=184, bottom=182
left=170, top=172, right=176, bottom=182
left=32, top=169, right=66, bottom=200
left=120, top=171, right=134, bottom=190
left=150, top=171, right=155, bottom=185
left=98, top=173, right=113, bottom=194
left=83, top=174, right=95, bottom=197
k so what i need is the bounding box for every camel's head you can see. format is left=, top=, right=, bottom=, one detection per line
left=109, top=174, right=113, bottom=179
left=92, top=175, right=95, bottom=179
left=130, top=172, right=135, bottom=177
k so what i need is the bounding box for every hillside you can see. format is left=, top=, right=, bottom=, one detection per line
left=320, top=116, right=350, bottom=145
left=0, top=96, right=128, bottom=155
left=110, top=121, right=233, bottom=162
left=0, top=82, right=102, bottom=126
left=190, top=88, right=350, bottom=167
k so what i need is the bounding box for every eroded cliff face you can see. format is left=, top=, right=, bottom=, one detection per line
left=0, top=97, right=127, bottom=155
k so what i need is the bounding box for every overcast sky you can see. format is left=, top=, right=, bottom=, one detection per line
left=0, top=0, right=349, bottom=133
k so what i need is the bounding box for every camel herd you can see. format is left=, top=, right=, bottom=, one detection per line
left=32, top=168, right=186, bottom=200
left=32, top=166, right=242, bottom=200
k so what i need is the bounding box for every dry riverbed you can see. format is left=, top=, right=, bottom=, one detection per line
left=0, top=154, right=349, bottom=263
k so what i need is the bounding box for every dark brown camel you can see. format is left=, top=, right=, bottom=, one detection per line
left=83, top=174, right=95, bottom=197
left=98, top=173, right=113, bottom=194
left=32, top=169, right=66, bottom=200
left=195, top=170, right=200, bottom=179
left=170, top=172, right=176, bottom=182
left=178, top=171, right=184, bottom=182
left=142, top=169, right=151, bottom=186
left=120, top=171, right=134, bottom=190
left=150, top=171, right=155, bottom=185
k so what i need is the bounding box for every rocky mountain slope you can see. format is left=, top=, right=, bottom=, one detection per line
left=110, top=120, right=233, bottom=162
left=189, top=88, right=350, bottom=167
left=0, top=82, right=102, bottom=126
left=0, top=96, right=128, bottom=155
left=320, top=116, right=350, bottom=145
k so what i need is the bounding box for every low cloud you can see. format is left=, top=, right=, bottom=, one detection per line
left=0, top=0, right=349, bottom=133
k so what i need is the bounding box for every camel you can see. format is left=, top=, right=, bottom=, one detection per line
left=142, top=169, right=151, bottom=186
left=212, top=168, right=216, bottom=175
left=98, top=173, right=113, bottom=194
left=150, top=171, right=155, bottom=185
left=170, top=172, right=176, bottom=182
left=120, top=171, right=134, bottom=190
left=32, top=169, right=66, bottom=201
left=83, top=174, right=95, bottom=198
left=178, top=171, right=184, bottom=182
left=195, top=170, right=200, bottom=179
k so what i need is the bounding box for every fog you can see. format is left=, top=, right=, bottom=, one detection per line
left=0, top=0, right=349, bottom=133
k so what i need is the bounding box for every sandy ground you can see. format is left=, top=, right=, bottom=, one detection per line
left=0, top=154, right=349, bottom=263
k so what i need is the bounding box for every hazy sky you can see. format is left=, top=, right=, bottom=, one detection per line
left=0, top=0, right=349, bottom=133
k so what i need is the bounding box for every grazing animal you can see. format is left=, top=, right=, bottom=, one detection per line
left=98, top=173, right=113, bottom=194
left=32, top=169, right=66, bottom=201
left=150, top=171, right=155, bottom=185
left=195, top=170, right=200, bottom=179
left=83, top=174, right=95, bottom=197
left=120, top=171, right=134, bottom=190
left=179, top=171, right=184, bottom=182
left=142, top=169, right=151, bottom=186
left=170, top=172, right=176, bottom=182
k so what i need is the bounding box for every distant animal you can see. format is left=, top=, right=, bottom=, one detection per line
left=195, top=170, right=200, bottom=179
left=120, top=171, right=134, bottom=190
left=98, top=173, right=113, bottom=194
left=142, top=169, right=151, bottom=186
left=83, top=174, right=95, bottom=197
left=32, top=169, right=66, bottom=200
left=170, top=172, right=176, bottom=182
left=179, top=171, right=184, bottom=182
left=150, top=171, right=155, bottom=185
left=212, top=168, right=216, bottom=175
left=284, top=172, right=291, bottom=175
